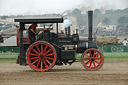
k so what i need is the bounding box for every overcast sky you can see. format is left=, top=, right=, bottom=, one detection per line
left=0, top=0, right=128, bottom=15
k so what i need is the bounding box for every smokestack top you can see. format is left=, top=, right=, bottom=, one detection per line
left=88, top=10, right=93, bottom=12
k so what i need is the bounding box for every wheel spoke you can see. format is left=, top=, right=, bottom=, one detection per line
left=95, top=54, right=100, bottom=58
left=41, top=45, right=43, bottom=53
left=93, top=61, right=96, bottom=68
left=29, top=53, right=38, bottom=56
left=45, top=59, right=52, bottom=66
left=41, top=61, right=43, bottom=69
left=89, top=51, right=93, bottom=57
left=36, top=45, right=40, bottom=53
left=46, top=53, right=54, bottom=56
left=44, top=45, right=48, bottom=53
left=93, top=50, right=96, bottom=57
left=89, top=61, right=92, bottom=68
left=36, top=60, right=40, bottom=68
left=32, top=49, right=40, bottom=55
left=43, top=59, right=48, bottom=68
left=31, top=59, right=38, bottom=65
left=84, top=58, right=90, bottom=61
left=95, top=58, right=102, bottom=60
left=44, top=49, right=52, bottom=55
left=45, top=57, right=54, bottom=60
left=84, top=60, right=91, bottom=65
left=95, top=60, right=100, bottom=65
left=85, top=54, right=90, bottom=58
left=30, top=57, right=39, bottom=60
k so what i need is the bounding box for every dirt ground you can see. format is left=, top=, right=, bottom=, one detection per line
left=0, top=60, right=128, bottom=85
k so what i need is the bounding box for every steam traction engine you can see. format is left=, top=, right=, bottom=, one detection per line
left=15, top=11, right=104, bottom=72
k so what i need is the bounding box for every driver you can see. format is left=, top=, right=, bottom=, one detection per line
left=28, top=23, right=37, bottom=44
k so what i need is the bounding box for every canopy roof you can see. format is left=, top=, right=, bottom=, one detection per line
left=14, top=17, right=63, bottom=23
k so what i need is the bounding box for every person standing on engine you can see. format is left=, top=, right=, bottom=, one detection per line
left=28, top=23, right=37, bottom=44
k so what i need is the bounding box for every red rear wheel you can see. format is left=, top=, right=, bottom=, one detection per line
left=82, top=49, right=104, bottom=71
left=26, top=41, right=56, bottom=72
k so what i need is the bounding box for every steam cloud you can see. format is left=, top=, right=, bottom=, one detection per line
left=62, top=19, right=72, bottom=30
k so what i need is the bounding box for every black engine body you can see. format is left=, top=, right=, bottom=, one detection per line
left=14, top=11, right=97, bottom=66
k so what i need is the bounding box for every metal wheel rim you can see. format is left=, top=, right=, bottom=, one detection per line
left=26, top=41, right=56, bottom=72
left=82, top=48, right=104, bottom=71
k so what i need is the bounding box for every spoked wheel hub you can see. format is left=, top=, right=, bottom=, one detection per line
left=39, top=54, right=44, bottom=59
left=91, top=58, right=95, bottom=61
left=26, top=41, right=56, bottom=72
left=82, top=48, right=104, bottom=71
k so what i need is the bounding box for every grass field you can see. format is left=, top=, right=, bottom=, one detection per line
left=0, top=52, right=128, bottom=61
left=0, top=53, right=18, bottom=61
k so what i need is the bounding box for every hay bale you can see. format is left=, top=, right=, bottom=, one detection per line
left=96, top=36, right=118, bottom=44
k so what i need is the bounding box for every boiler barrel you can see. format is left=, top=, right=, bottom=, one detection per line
left=76, top=42, right=97, bottom=53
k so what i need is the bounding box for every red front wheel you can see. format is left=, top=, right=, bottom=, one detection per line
left=26, top=41, right=56, bottom=72
left=82, top=49, right=104, bottom=71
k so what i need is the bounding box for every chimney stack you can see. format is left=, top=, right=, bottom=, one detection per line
left=88, top=11, right=93, bottom=42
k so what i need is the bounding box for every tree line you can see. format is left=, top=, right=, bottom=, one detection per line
left=94, top=8, right=128, bottom=14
